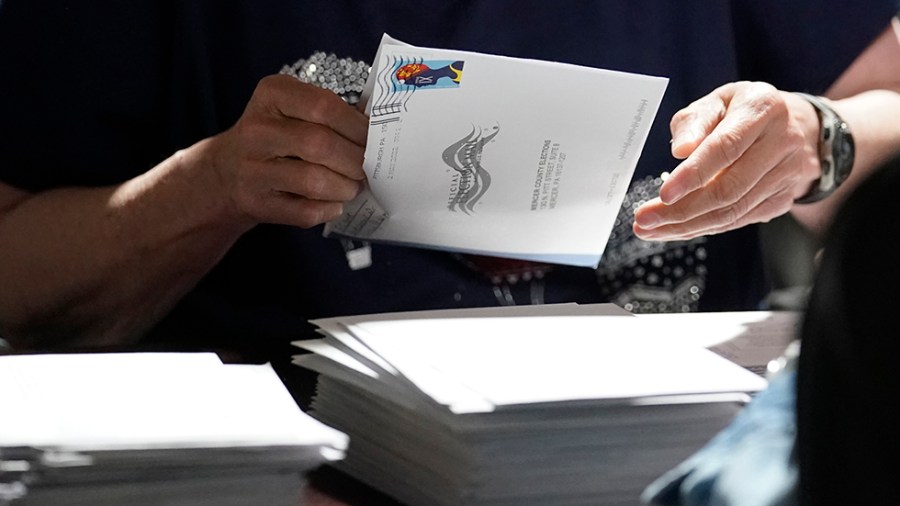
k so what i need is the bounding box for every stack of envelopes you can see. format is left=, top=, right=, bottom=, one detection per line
left=293, top=304, right=768, bottom=506
left=0, top=352, right=347, bottom=506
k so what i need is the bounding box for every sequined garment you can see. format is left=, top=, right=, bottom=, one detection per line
left=280, top=52, right=369, bottom=105
left=282, top=53, right=707, bottom=313
left=595, top=175, right=707, bottom=313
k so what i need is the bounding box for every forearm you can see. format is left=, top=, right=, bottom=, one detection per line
left=0, top=138, right=251, bottom=349
left=0, top=75, right=368, bottom=349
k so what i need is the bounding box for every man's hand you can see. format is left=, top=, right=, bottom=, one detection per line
left=207, top=74, right=368, bottom=229
left=633, top=81, right=821, bottom=240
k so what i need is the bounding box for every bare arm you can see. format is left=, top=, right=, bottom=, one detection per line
left=634, top=19, right=900, bottom=241
left=0, top=75, right=367, bottom=349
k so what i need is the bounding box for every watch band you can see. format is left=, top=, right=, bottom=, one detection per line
left=793, top=92, right=855, bottom=204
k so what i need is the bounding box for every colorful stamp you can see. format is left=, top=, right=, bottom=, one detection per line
left=393, top=60, right=465, bottom=89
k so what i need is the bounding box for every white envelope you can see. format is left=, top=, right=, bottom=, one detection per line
left=327, top=34, right=668, bottom=267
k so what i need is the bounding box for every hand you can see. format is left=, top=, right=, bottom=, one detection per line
left=633, top=81, right=821, bottom=240
left=208, top=74, right=368, bottom=229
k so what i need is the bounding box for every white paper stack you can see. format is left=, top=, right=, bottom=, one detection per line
left=293, top=304, right=768, bottom=506
left=0, top=352, right=347, bottom=506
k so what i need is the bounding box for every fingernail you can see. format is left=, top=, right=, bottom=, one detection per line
left=659, top=180, right=686, bottom=204
left=635, top=210, right=660, bottom=229
left=632, top=223, right=658, bottom=241
left=671, top=131, right=691, bottom=150
left=671, top=128, right=702, bottom=157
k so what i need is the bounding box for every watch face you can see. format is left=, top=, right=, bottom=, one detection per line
left=793, top=93, right=855, bottom=204
left=834, top=122, right=854, bottom=185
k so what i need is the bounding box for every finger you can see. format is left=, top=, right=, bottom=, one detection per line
left=261, top=75, right=369, bottom=146
left=635, top=121, right=802, bottom=229
left=660, top=83, right=784, bottom=205
left=257, top=157, right=363, bottom=202
left=244, top=114, right=366, bottom=181
left=634, top=151, right=802, bottom=240
left=635, top=186, right=795, bottom=241
left=253, top=192, right=346, bottom=229
left=279, top=119, right=366, bottom=181
left=635, top=174, right=785, bottom=240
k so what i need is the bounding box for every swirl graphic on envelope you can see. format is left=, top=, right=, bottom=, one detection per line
left=325, top=34, right=668, bottom=268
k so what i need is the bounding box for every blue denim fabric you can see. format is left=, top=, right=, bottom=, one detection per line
left=641, top=370, right=798, bottom=506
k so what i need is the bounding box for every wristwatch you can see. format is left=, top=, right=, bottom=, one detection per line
left=793, top=92, right=855, bottom=204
